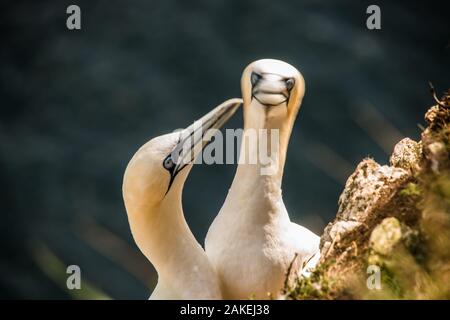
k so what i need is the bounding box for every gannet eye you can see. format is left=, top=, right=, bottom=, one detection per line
left=163, top=155, right=175, bottom=171
left=285, top=78, right=295, bottom=91
left=251, top=72, right=262, bottom=87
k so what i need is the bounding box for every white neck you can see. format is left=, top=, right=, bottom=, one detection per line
left=127, top=177, right=220, bottom=298
left=225, top=100, right=293, bottom=224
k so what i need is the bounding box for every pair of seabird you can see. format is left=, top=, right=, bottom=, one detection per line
left=122, top=59, right=320, bottom=299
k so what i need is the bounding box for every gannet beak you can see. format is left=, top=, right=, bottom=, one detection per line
left=251, top=72, right=294, bottom=107
left=171, top=98, right=242, bottom=176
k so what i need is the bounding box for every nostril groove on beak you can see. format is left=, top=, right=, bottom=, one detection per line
left=285, top=78, right=295, bottom=91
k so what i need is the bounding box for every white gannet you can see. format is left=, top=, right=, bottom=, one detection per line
left=205, top=59, right=320, bottom=299
left=123, top=99, right=242, bottom=300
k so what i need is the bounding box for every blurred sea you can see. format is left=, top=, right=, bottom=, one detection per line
left=0, top=0, right=448, bottom=298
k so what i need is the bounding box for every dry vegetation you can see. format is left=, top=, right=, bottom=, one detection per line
left=284, top=89, right=450, bottom=299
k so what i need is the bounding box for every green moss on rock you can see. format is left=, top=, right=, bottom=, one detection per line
left=286, top=89, right=450, bottom=300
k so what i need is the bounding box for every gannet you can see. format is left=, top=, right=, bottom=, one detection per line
left=123, top=99, right=242, bottom=300
left=205, top=59, right=320, bottom=299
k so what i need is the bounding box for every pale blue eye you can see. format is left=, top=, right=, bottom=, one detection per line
left=163, top=156, right=174, bottom=170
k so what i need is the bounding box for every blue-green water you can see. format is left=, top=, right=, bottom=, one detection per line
left=0, top=0, right=448, bottom=298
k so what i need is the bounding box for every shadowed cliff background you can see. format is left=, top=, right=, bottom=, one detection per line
left=0, top=0, right=448, bottom=298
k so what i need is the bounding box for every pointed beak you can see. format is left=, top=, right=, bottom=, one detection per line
left=251, top=73, right=293, bottom=106
left=171, top=98, right=242, bottom=174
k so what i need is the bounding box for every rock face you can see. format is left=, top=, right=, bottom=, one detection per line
left=369, top=217, right=403, bottom=256
left=368, top=216, right=420, bottom=265
left=320, top=155, right=419, bottom=265
left=321, top=138, right=424, bottom=263
left=285, top=90, right=450, bottom=300
left=389, top=138, right=422, bottom=174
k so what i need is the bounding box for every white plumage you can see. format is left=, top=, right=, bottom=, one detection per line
left=122, top=100, right=241, bottom=299
left=205, top=59, right=320, bottom=299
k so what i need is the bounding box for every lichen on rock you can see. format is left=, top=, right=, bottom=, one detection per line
left=285, top=89, right=450, bottom=300
left=389, top=138, right=422, bottom=174
left=369, top=217, right=403, bottom=256
left=320, top=156, right=417, bottom=264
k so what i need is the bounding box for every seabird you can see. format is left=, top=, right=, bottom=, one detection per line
left=122, top=99, right=242, bottom=299
left=205, top=59, right=320, bottom=299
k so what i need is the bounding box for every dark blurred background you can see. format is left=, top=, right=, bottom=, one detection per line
left=0, top=0, right=448, bottom=299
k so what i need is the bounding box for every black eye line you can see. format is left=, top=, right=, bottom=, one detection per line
left=252, top=72, right=295, bottom=87
left=250, top=72, right=294, bottom=107
left=163, top=154, right=175, bottom=172
left=251, top=72, right=262, bottom=87
left=164, top=154, right=176, bottom=195
left=285, top=78, right=295, bottom=91
left=163, top=105, right=236, bottom=196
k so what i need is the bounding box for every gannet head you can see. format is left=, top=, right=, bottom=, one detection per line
left=123, top=99, right=242, bottom=212
left=241, top=59, right=305, bottom=127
